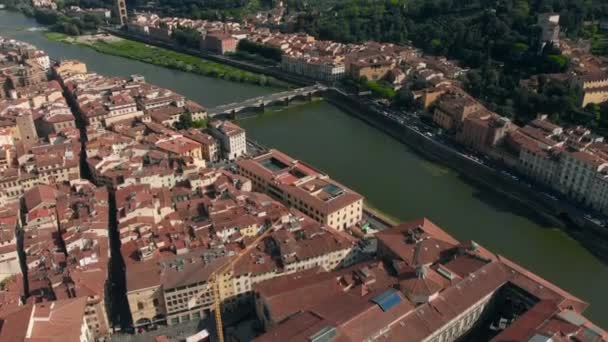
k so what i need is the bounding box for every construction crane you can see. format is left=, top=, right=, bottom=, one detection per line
left=188, top=221, right=278, bottom=342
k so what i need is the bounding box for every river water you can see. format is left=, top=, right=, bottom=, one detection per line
left=2, top=10, right=607, bottom=326
left=0, top=11, right=276, bottom=107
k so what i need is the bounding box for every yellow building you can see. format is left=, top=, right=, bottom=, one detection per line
left=53, top=60, right=88, bottom=78
left=579, top=72, right=608, bottom=107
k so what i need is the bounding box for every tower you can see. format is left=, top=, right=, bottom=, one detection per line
left=16, top=111, right=38, bottom=150
left=115, top=0, right=128, bottom=26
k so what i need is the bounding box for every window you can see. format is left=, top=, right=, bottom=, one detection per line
left=137, top=302, right=144, bottom=310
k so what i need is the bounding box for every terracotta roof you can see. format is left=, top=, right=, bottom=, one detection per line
left=256, top=218, right=602, bottom=342
left=26, top=297, right=88, bottom=341
left=0, top=304, right=31, bottom=342
left=23, top=185, right=59, bottom=211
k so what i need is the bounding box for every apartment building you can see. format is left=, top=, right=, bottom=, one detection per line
left=153, top=134, right=205, bottom=165
left=507, top=117, right=608, bottom=214
left=347, top=55, right=395, bottom=81
left=203, top=32, right=237, bottom=55
left=180, top=128, right=220, bottom=162
left=281, top=54, right=346, bottom=81
left=209, top=120, right=246, bottom=160
left=237, top=149, right=364, bottom=230
left=31, top=0, right=58, bottom=10
left=456, top=112, right=514, bottom=153
left=0, top=203, right=21, bottom=280
left=33, top=100, right=77, bottom=137
left=433, top=92, right=483, bottom=131
left=9, top=80, right=63, bottom=109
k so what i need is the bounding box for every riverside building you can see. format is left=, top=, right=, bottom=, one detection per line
left=237, top=149, right=364, bottom=231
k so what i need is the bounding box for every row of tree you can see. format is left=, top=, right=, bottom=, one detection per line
left=236, top=39, right=282, bottom=61
left=172, top=27, right=201, bottom=49
left=34, top=8, right=104, bottom=35
left=130, top=0, right=274, bottom=21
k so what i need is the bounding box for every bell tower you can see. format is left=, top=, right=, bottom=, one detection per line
left=16, top=111, right=38, bottom=150
left=115, top=0, right=128, bottom=26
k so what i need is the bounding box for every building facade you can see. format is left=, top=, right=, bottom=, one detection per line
left=209, top=120, right=246, bottom=160
left=237, top=149, right=364, bottom=230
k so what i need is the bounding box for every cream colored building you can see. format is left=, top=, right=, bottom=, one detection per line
left=281, top=55, right=345, bottom=81
left=557, top=151, right=608, bottom=205
left=582, top=89, right=608, bottom=107
left=54, top=60, right=88, bottom=79
left=121, top=168, right=182, bottom=189
left=588, top=174, right=608, bottom=214
left=579, top=73, right=608, bottom=106
left=84, top=295, right=111, bottom=341
left=237, top=149, right=364, bottom=230
left=519, top=147, right=561, bottom=185
left=181, top=129, right=220, bottom=163
left=510, top=119, right=608, bottom=214
left=209, top=120, right=246, bottom=160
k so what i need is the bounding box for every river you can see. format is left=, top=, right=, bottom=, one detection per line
left=2, top=10, right=607, bottom=326
left=0, top=10, right=277, bottom=107
left=239, top=102, right=608, bottom=326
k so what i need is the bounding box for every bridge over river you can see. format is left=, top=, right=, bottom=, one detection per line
left=207, top=84, right=327, bottom=118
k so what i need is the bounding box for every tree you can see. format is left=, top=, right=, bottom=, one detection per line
left=192, top=118, right=208, bottom=128
left=237, top=39, right=282, bottom=61
left=584, top=102, right=600, bottom=119
left=393, top=87, right=416, bottom=109
left=173, top=27, right=202, bottom=50
left=366, top=81, right=396, bottom=100
left=34, top=9, right=59, bottom=25
left=174, top=112, right=193, bottom=130
left=82, top=13, right=103, bottom=30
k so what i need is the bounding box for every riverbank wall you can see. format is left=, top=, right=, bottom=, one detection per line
left=324, top=89, right=608, bottom=260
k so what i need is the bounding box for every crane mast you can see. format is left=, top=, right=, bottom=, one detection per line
left=189, top=220, right=279, bottom=342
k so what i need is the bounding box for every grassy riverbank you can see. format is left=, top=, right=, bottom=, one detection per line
left=43, top=31, right=70, bottom=42
left=43, top=32, right=288, bottom=88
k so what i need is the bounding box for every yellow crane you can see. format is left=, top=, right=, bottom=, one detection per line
left=189, top=221, right=278, bottom=342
